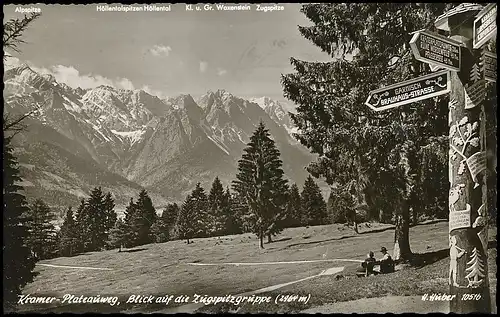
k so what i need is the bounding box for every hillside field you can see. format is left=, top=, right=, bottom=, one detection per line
left=18, top=221, right=497, bottom=313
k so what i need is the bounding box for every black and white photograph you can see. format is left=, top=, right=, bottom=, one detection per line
left=2, top=2, right=497, bottom=314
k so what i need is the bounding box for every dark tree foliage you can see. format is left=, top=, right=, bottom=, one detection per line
left=107, top=218, right=128, bottom=251
left=134, top=189, right=157, bottom=245
left=281, top=3, right=454, bottom=261
left=207, top=177, right=228, bottom=236
left=284, top=183, right=303, bottom=228
left=301, top=175, right=328, bottom=226
left=232, top=121, right=289, bottom=248
left=327, top=185, right=355, bottom=224
left=3, top=12, right=40, bottom=312
left=176, top=183, right=209, bottom=244
left=58, top=206, right=79, bottom=256
left=3, top=135, right=37, bottom=311
left=103, top=192, right=117, bottom=239
left=74, top=187, right=114, bottom=252
left=150, top=203, right=180, bottom=243
left=25, top=199, right=58, bottom=260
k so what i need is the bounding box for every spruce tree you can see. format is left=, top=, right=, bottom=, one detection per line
left=223, top=187, right=241, bottom=235
left=59, top=206, right=79, bottom=256
left=85, top=187, right=107, bottom=251
left=301, top=176, right=328, bottom=226
left=207, top=177, right=227, bottom=236
left=123, top=198, right=139, bottom=247
left=108, top=218, right=128, bottom=251
left=161, top=203, right=180, bottom=240
left=232, top=121, right=289, bottom=249
left=285, top=183, right=304, bottom=228
left=3, top=135, right=37, bottom=311
left=176, top=183, right=209, bottom=243
left=25, top=199, right=58, bottom=260
left=74, top=198, right=88, bottom=253
left=177, top=194, right=195, bottom=244
left=327, top=186, right=355, bottom=224
left=281, top=3, right=454, bottom=261
left=103, top=192, right=117, bottom=240
left=133, top=189, right=157, bottom=245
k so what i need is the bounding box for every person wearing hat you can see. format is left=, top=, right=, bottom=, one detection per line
left=379, top=246, right=394, bottom=274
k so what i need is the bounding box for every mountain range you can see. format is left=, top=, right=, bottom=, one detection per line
left=3, top=64, right=322, bottom=218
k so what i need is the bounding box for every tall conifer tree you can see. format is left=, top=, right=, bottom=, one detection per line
left=232, top=121, right=289, bottom=248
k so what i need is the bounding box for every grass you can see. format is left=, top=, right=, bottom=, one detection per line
left=16, top=221, right=497, bottom=313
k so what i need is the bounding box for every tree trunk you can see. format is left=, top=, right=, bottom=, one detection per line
left=186, top=238, right=190, bottom=244
left=267, top=233, right=272, bottom=243
left=393, top=199, right=411, bottom=262
left=259, top=231, right=264, bottom=249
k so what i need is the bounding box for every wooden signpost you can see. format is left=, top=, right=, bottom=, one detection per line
left=365, top=70, right=450, bottom=112
left=473, top=3, right=497, bottom=49
left=410, top=30, right=462, bottom=71
left=481, top=50, right=497, bottom=82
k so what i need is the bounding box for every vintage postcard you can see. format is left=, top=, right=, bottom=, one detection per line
left=3, top=3, right=497, bottom=314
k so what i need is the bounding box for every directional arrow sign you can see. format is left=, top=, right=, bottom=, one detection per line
left=410, top=31, right=462, bottom=71
left=473, top=3, right=497, bottom=49
left=365, top=70, right=450, bottom=112
left=481, top=50, right=497, bottom=82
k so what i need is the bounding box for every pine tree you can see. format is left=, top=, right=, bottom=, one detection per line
left=280, top=4, right=452, bottom=260
left=25, top=199, right=57, bottom=260
left=176, top=183, right=209, bottom=243
left=85, top=187, right=108, bottom=251
left=177, top=194, right=195, bottom=244
left=73, top=198, right=88, bottom=253
left=224, top=187, right=241, bottom=235
left=327, top=185, right=355, bottom=224
left=123, top=198, right=140, bottom=247
left=232, top=121, right=289, bottom=249
left=133, top=189, right=157, bottom=245
left=59, top=206, right=79, bottom=256
left=301, top=176, right=328, bottom=226
left=162, top=203, right=180, bottom=239
left=465, top=247, right=486, bottom=287
left=208, top=177, right=227, bottom=236
left=3, top=135, right=37, bottom=311
left=285, top=183, right=303, bottom=228
left=108, top=218, right=128, bottom=251
left=103, top=192, right=117, bottom=240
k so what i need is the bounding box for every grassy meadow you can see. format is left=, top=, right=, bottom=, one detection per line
left=17, top=221, right=497, bottom=313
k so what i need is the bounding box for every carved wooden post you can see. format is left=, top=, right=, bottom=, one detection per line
left=436, top=5, right=492, bottom=313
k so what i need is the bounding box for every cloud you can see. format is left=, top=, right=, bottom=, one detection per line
left=216, top=68, right=227, bottom=76
left=141, top=85, right=166, bottom=99
left=30, top=64, right=135, bottom=92
left=9, top=59, right=167, bottom=98
left=116, top=77, right=135, bottom=90
left=199, top=61, right=208, bottom=73
left=4, top=55, right=21, bottom=69
left=148, top=45, right=172, bottom=57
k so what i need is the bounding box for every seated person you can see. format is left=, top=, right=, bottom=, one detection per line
left=357, top=251, right=377, bottom=276
left=379, top=246, right=395, bottom=274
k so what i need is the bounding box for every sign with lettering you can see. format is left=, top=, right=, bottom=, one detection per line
left=481, top=50, right=497, bottom=82
left=365, top=70, right=450, bottom=112
left=449, top=205, right=471, bottom=233
left=473, top=3, right=497, bottom=49
left=464, top=80, right=486, bottom=109
left=466, top=151, right=487, bottom=183
left=410, top=31, right=462, bottom=71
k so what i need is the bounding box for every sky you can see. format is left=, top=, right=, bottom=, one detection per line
left=4, top=3, right=332, bottom=102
